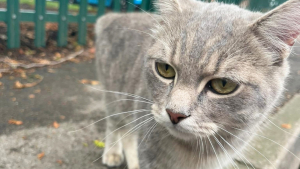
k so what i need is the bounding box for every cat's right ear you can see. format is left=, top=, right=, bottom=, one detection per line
left=250, top=0, right=300, bottom=61
left=154, top=0, right=195, bottom=15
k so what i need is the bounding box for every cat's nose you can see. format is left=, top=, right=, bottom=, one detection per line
left=166, top=109, right=189, bottom=124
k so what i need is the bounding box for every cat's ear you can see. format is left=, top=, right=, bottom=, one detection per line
left=250, top=0, right=300, bottom=59
left=154, top=0, right=195, bottom=15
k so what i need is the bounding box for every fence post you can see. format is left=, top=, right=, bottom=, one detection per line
left=58, top=0, right=69, bottom=47
left=113, top=0, right=121, bottom=12
left=141, top=0, right=150, bottom=11
left=35, top=0, right=46, bottom=47
left=7, top=0, right=20, bottom=49
left=97, top=0, right=106, bottom=16
left=78, top=0, right=88, bottom=45
left=127, top=0, right=135, bottom=12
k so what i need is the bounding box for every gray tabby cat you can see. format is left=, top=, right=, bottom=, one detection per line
left=95, top=0, right=300, bottom=168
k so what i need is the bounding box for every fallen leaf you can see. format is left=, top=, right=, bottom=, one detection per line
left=47, top=69, right=55, bottom=73
left=281, top=124, right=292, bottom=129
left=0, top=73, right=2, bottom=78
left=14, top=81, right=24, bottom=89
left=34, top=89, right=41, bottom=93
left=55, top=52, right=62, bottom=58
left=0, top=82, right=2, bottom=86
left=69, top=58, right=80, bottom=63
left=60, top=115, right=65, bottom=120
left=94, top=140, right=105, bottom=148
left=9, top=76, right=15, bottom=80
left=14, top=77, right=43, bottom=89
left=37, top=152, right=45, bottom=160
left=39, top=52, right=46, bottom=57
left=8, top=119, right=23, bottom=125
left=28, top=94, right=35, bottom=99
left=90, top=80, right=99, bottom=85
left=80, top=79, right=89, bottom=84
left=19, top=49, right=24, bottom=54
left=83, top=143, right=88, bottom=147
left=34, top=74, right=43, bottom=79
left=20, top=72, right=27, bottom=79
left=53, top=121, right=59, bottom=128
left=11, top=97, right=16, bottom=102
left=57, top=160, right=63, bottom=165
left=89, top=47, right=95, bottom=54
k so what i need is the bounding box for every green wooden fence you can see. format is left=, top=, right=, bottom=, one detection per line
left=0, top=0, right=154, bottom=49
left=0, top=0, right=288, bottom=49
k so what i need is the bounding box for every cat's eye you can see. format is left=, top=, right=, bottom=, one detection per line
left=209, top=79, right=238, bottom=95
left=156, top=62, right=176, bottom=79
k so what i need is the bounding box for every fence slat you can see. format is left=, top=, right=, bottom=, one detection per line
left=113, top=0, right=121, bottom=12
left=127, top=0, right=135, bottom=12
left=7, top=0, right=20, bottom=48
left=141, top=0, right=150, bottom=11
left=58, top=0, right=69, bottom=47
left=34, top=0, right=46, bottom=47
left=78, top=0, right=88, bottom=45
left=97, top=0, right=106, bottom=16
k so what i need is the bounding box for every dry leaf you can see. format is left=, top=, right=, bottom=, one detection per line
left=80, top=79, right=89, bottom=84
left=8, top=119, right=23, bottom=125
left=89, top=47, right=95, bottom=54
left=14, top=77, right=43, bottom=89
left=281, top=124, right=292, bottom=129
left=9, top=76, right=15, bottom=80
left=28, top=94, right=35, bottom=99
left=0, top=73, right=2, bottom=78
left=19, top=49, right=24, bottom=55
left=37, top=152, right=45, bottom=160
left=20, top=72, right=27, bottom=79
left=0, top=82, right=2, bottom=86
left=53, top=121, right=59, bottom=128
left=11, top=97, right=16, bottom=102
left=47, top=69, right=55, bottom=73
left=14, top=81, right=24, bottom=89
left=57, top=160, right=63, bottom=165
left=90, top=81, right=99, bottom=85
left=34, top=89, right=41, bottom=93
left=39, top=52, right=46, bottom=57
left=55, top=52, right=62, bottom=58
left=60, top=115, right=65, bottom=120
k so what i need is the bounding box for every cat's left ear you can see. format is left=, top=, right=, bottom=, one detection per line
left=250, top=0, right=300, bottom=59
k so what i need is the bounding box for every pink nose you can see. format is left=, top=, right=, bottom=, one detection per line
left=166, top=109, right=189, bottom=124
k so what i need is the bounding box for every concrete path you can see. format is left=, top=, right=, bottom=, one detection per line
left=0, top=46, right=299, bottom=169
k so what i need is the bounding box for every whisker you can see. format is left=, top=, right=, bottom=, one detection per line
left=260, top=113, right=300, bottom=139
left=93, top=117, right=154, bottom=163
left=138, top=121, right=157, bottom=148
left=212, top=134, right=239, bottom=169
left=216, top=132, right=255, bottom=169
left=207, top=135, right=223, bottom=169
left=106, top=99, right=153, bottom=106
left=231, top=126, right=300, bottom=161
left=101, top=113, right=152, bottom=142
left=85, top=85, right=153, bottom=103
left=68, top=109, right=150, bottom=134
left=146, top=122, right=158, bottom=143
left=218, top=126, right=276, bottom=169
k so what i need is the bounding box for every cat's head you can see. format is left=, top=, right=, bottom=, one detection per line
left=145, top=0, right=300, bottom=140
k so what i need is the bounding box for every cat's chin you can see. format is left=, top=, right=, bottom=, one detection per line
left=166, top=126, right=207, bottom=141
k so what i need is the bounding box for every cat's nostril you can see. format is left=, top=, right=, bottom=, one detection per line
left=166, top=109, right=190, bottom=124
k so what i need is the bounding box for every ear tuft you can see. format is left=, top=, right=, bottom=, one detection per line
left=154, top=0, right=194, bottom=15
left=251, top=0, right=300, bottom=57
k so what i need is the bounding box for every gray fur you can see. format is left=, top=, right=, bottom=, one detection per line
left=95, top=0, right=300, bottom=168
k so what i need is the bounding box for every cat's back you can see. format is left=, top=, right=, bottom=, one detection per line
left=95, top=13, right=154, bottom=92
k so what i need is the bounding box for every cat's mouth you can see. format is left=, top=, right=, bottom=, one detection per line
left=166, top=122, right=217, bottom=140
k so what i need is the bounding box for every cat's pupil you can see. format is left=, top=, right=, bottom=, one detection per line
left=222, top=80, right=227, bottom=87
left=165, top=64, right=169, bottom=71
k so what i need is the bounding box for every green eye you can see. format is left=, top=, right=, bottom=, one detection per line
left=156, top=62, right=176, bottom=79
left=210, top=79, right=238, bottom=94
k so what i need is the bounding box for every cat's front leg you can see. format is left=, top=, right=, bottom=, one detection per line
left=102, top=119, right=124, bottom=167
left=121, top=132, right=140, bottom=169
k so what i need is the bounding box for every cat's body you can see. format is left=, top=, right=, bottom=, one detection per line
left=95, top=0, right=300, bottom=168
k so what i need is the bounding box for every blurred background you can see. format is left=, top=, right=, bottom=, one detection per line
left=0, top=0, right=299, bottom=169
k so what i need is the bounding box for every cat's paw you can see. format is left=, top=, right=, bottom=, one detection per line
left=102, top=152, right=124, bottom=167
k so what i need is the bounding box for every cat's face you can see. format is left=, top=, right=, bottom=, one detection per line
left=144, top=0, right=299, bottom=141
